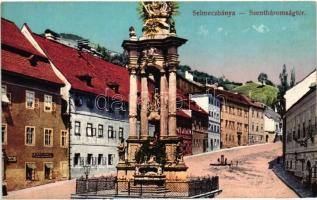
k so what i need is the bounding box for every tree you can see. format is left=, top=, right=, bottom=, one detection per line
left=276, top=64, right=290, bottom=116
left=258, top=73, right=268, bottom=85
left=290, top=67, right=296, bottom=88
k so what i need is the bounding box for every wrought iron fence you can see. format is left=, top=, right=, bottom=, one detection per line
left=75, top=175, right=219, bottom=198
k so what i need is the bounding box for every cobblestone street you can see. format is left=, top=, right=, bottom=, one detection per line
left=4, top=142, right=298, bottom=199
left=185, top=142, right=298, bottom=198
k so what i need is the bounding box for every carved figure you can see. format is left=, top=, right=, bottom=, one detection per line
left=118, top=138, right=126, bottom=162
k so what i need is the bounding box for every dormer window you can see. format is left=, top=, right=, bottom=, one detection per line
left=108, top=82, right=119, bottom=93
left=28, top=55, right=38, bottom=67
left=78, top=75, right=93, bottom=87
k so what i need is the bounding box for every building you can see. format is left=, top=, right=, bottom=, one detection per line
left=189, top=99, right=209, bottom=154
left=190, top=94, right=221, bottom=151
left=242, top=96, right=266, bottom=144
left=264, top=106, right=282, bottom=143
left=22, top=24, right=133, bottom=178
left=284, top=69, right=316, bottom=110
left=215, top=89, right=250, bottom=148
left=176, top=109, right=192, bottom=155
left=284, top=84, right=317, bottom=188
left=1, top=18, right=69, bottom=191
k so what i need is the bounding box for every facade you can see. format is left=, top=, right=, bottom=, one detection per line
left=243, top=97, right=266, bottom=144
left=1, top=19, right=69, bottom=191
left=176, top=110, right=192, bottom=155
left=191, top=94, right=221, bottom=151
left=216, top=89, right=250, bottom=148
left=190, top=100, right=209, bottom=154
left=285, top=85, right=317, bottom=188
left=264, top=106, right=282, bottom=143
left=22, top=25, right=133, bottom=178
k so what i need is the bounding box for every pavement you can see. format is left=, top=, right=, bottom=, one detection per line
left=184, top=142, right=298, bottom=198
left=4, top=142, right=298, bottom=199
left=272, top=161, right=313, bottom=197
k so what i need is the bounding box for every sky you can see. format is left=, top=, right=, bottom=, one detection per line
left=2, top=1, right=316, bottom=84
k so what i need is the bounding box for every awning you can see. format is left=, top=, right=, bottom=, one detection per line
left=2, top=94, right=10, bottom=104
left=26, top=163, right=36, bottom=169
left=45, top=163, right=53, bottom=169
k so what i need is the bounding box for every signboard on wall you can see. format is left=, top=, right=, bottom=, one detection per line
left=32, top=153, right=54, bottom=158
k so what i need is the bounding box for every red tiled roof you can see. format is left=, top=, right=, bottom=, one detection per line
left=241, top=95, right=264, bottom=109
left=209, top=88, right=250, bottom=106
left=1, top=18, right=42, bottom=57
left=1, top=19, right=64, bottom=86
left=31, top=31, right=130, bottom=101
left=177, top=90, right=208, bottom=115
left=176, top=110, right=191, bottom=119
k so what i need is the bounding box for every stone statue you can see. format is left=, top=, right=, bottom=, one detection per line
left=175, top=141, right=184, bottom=163
left=148, top=90, right=160, bottom=121
left=118, top=138, right=126, bottom=162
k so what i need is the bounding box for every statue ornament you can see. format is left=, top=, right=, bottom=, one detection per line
left=138, top=1, right=179, bottom=38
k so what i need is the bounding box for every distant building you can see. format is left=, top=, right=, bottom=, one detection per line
left=1, top=19, right=69, bottom=191
left=284, top=84, right=317, bottom=189
left=215, top=89, right=250, bottom=148
left=264, top=106, right=282, bottom=143
left=190, top=94, right=221, bottom=151
left=242, top=96, right=266, bottom=144
left=285, top=69, right=316, bottom=111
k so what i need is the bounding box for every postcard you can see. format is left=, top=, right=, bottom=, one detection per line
left=1, top=1, right=316, bottom=199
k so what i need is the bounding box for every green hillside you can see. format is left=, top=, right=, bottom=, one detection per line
left=232, top=82, right=278, bottom=106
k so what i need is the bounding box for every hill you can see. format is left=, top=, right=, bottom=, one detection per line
left=232, top=82, right=278, bottom=107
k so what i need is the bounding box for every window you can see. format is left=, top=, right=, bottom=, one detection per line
left=86, top=123, right=93, bottom=137
left=98, top=154, right=103, bottom=165
left=44, top=128, right=53, bottom=147
left=87, top=154, right=92, bottom=165
left=108, top=126, right=115, bottom=138
left=25, top=126, right=35, bottom=145
left=26, top=90, right=35, bottom=109
left=118, top=127, right=124, bottom=139
left=74, top=121, right=81, bottom=136
left=74, top=153, right=80, bottom=166
left=61, top=130, right=68, bottom=147
left=2, top=85, right=6, bottom=94
left=2, top=124, right=7, bottom=145
left=26, top=163, right=36, bottom=181
left=44, top=95, right=53, bottom=112
left=108, top=154, right=114, bottom=165
left=98, top=124, right=104, bottom=137
left=44, top=163, right=53, bottom=180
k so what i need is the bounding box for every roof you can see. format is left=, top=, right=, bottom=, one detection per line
left=205, top=88, right=250, bottom=106
left=176, top=110, right=191, bottom=119
left=241, top=95, right=264, bottom=109
left=264, top=106, right=280, bottom=121
left=177, top=90, right=208, bottom=115
left=30, top=29, right=130, bottom=101
left=286, top=84, right=316, bottom=115
left=1, top=18, right=64, bottom=86
left=2, top=18, right=42, bottom=57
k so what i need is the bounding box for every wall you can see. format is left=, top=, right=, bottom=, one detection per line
left=2, top=75, right=68, bottom=191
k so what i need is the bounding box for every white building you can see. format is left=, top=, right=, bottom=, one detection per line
left=264, top=106, right=282, bottom=143
left=285, top=69, right=316, bottom=111
left=190, top=94, right=221, bottom=151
